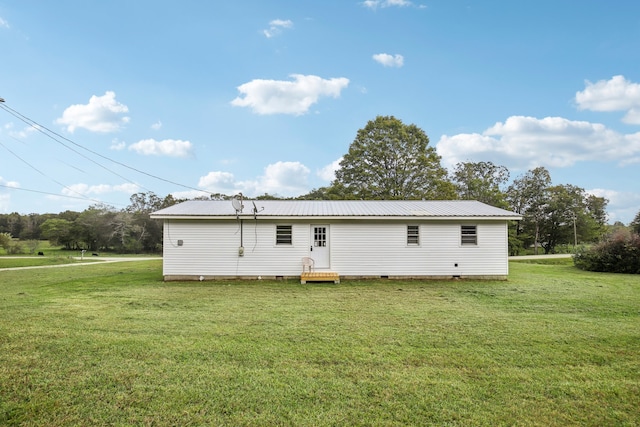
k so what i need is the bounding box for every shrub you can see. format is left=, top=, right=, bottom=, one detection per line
left=6, top=242, right=25, bottom=255
left=574, top=229, right=640, bottom=274
left=25, top=239, right=40, bottom=255
left=0, top=232, right=12, bottom=250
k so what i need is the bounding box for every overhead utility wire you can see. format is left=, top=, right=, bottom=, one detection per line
left=0, top=182, right=125, bottom=205
left=0, top=102, right=154, bottom=194
left=0, top=138, right=120, bottom=206
left=0, top=102, right=213, bottom=197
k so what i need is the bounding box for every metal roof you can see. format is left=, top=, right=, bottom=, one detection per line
left=151, top=200, right=522, bottom=220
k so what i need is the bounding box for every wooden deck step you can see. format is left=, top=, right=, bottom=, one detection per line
left=300, top=271, right=340, bottom=284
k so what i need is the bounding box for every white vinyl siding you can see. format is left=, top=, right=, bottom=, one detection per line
left=422, top=222, right=506, bottom=276
left=162, top=219, right=509, bottom=278
left=331, top=222, right=410, bottom=275
left=332, top=221, right=508, bottom=277
left=162, top=220, right=310, bottom=277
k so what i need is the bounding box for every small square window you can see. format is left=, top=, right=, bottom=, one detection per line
left=461, top=225, right=477, bottom=245
left=276, top=225, right=292, bottom=245
left=407, top=225, right=419, bottom=245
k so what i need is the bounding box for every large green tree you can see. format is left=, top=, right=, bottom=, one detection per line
left=124, top=192, right=180, bottom=252
left=507, top=167, right=608, bottom=254
left=584, top=194, right=608, bottom=241
left=538, top=185, right=586, bottom=254
left=332, top=116, right=454, bottom=200
left=297, top=184, right=349, bottom=200
left=451, top=161, right=510, bottom=208
left=506, top=167, right=552, bottom=254
left=540, top=186, right=608, bottom=253
left=126, top=191, right=180, bottom=214
left=40, top=218, right=75, bottom=249
left=75, top=204, right=117, bottom=251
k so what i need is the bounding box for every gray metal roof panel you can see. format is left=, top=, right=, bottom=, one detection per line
left=151, top=200, right=521, bottom=219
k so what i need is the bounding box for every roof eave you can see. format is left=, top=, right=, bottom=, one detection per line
left=151, top=214, right=523, bottom=221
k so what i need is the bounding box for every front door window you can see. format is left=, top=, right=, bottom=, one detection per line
left=314, top=226, right=327, bottom=248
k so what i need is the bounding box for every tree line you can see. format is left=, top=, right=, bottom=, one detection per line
left=1, top=115, right=637, bottom=256
left=0, top=193, right=180, bottom=254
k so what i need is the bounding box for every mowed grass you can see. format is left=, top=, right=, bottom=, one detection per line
left=0, top=260, right=638, bottom=426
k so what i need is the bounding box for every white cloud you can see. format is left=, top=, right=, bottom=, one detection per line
left=249, top=161, right=310, bottom=196
left=219, top=158, right=237, bottom=166
left=372, top=53, right=404, bottom=68
left=0, top=17, right=9, bottom=29
left=0, top=177, right=19, bottom=213
left=56, top=91, right=130, bottom=133
left=362, top=0, right=413, bottom=9
left=622, top=109, right=640, bottom=125
left=0, top=193, right=10, bottom=212
left=0, top=177, right=20, bottom=188
left=436, top=115, right=640, bottom=169
left=588, top=188, right=640, bottom=224
left=170, top=189, right=212, bottom=200
left=151, top=120, right=162, bottom=130
left=589, top=188, right=623, bottom=205
left=196, top=161, right=311, bottom=198
left=575, top=75, right=640, bottom=124
left=263, top=19, right=293, bottom=38
left=60, top=182, right=139, bottom=197
left=231, top=74, right=349, bottom=115
left=198, top=171, right=238, bottom=194
left=110, top=139, right=126, bottom=151
left=8, top=124, right=39, bottom=139
left=128, top=138, right=193, bottom=158
left=317, top=157, right=342, bottom=182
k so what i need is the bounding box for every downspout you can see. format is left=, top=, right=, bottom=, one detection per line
left=239, top=219, right=245, bottom=256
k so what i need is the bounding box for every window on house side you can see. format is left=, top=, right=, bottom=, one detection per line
left=461, top=225, right=477, bottom=245
left=276, top=225, right=292, bottom=245
left=407, top=225, right=420, bottom=245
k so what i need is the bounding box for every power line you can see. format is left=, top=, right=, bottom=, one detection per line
left=0, top=183, right=126, bottom=206
left=0, top=103, right=153, bottom=193
left=0, top=139, right=112, bottom=206
left=0, top=102, right=213, bottom=196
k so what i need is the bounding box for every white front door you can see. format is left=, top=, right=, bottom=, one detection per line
left=310, top=225, right=330, bottom=269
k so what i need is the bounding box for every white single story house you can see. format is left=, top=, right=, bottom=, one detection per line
left=150, top=199, right=522, bottom=281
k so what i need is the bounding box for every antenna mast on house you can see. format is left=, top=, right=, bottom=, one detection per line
left=252, top=201, right=264, bottom=219
left=232, top=193, right=245, bottom=256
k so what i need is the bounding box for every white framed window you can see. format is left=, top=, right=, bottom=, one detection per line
left=461, top=225, right=477, bottom=245
left=313, top=226, right=327, bottom=247
left=276, top=225, right=292, bottom=245
left=407, top=225, right=420, bottom=245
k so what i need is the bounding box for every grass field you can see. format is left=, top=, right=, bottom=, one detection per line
left=0, top=259, right=638, bottom=426
left=0, top=257, right=95, bottom=269
left=0, top=255, right=147, bottom=269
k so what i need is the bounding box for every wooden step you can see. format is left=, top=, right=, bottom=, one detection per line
left=300, top=271, right=340, bottom=284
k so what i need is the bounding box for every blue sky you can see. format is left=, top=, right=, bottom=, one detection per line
left=1, top=0, right=639, bottom=223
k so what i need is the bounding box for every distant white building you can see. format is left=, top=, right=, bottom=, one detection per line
left=151, top=200, right=521, bottom=281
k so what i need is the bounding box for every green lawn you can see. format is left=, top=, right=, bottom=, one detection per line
left=0, top=260, right=638, bottom=426
left=0, top=257, right=93, bottom=268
